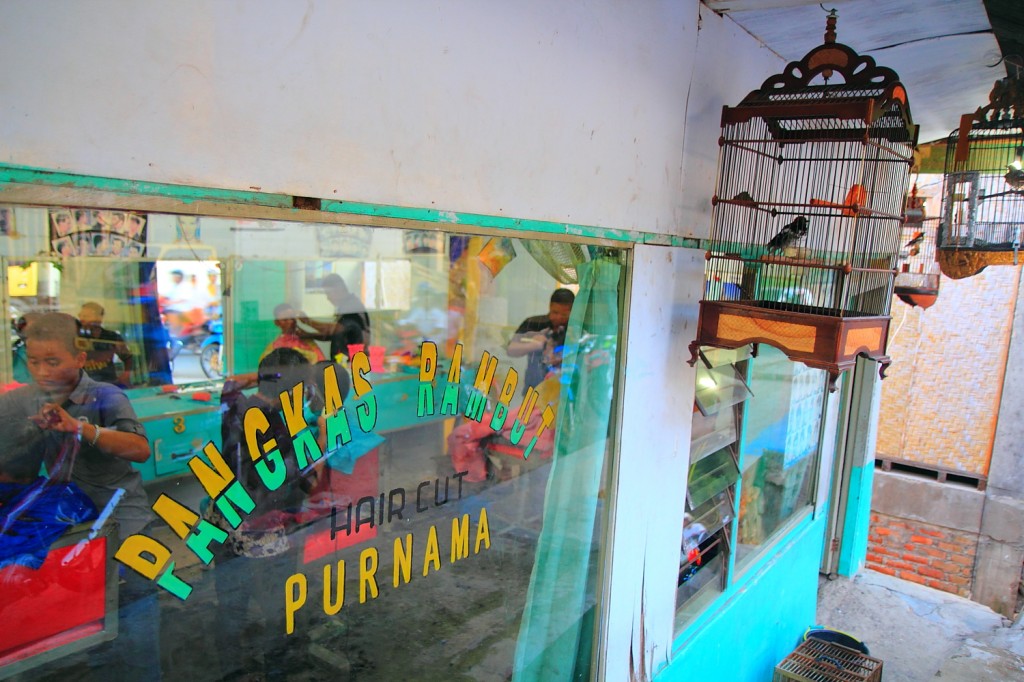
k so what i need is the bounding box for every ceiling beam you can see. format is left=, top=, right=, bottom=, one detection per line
left=703, top=0, right=840, bottom=12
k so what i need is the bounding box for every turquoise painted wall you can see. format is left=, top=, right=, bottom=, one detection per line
left=656, top=513, right=826, bottom=682
left=838, top=460, right=874, bottom=576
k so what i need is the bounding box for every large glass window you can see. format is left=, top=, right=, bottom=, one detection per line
left=675, top=344, right=826, bottom=630
left=735, top=346, right=827, bottom=570
left=0, top=203, right=626, bottom=681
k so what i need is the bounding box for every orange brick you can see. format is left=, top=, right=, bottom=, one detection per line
left=887, top=560, right=914, bottom=571
left=923, top=547, right=947, bottom=559
left=937, top=542, right=960, bottom=553
left=919, top=528, right=945, bottom=538
left=910, top=535, right=934, bottom=545
left=900, top=571, right=927, bottom=585
left=951, top=554, right=974, bottom=566
left=902, top=553, right=929, bottom=565
left=917, top=565, right=945, bottom=580
left=873, top=565, right=896, bottom=576
left=876, top=527, right=893, bottom=536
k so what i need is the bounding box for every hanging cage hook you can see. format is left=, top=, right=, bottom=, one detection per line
left=819, top=4, right=838, bottom=44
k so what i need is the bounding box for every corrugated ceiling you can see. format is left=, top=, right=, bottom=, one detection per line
left=704, top=0, right=1021, bottom=145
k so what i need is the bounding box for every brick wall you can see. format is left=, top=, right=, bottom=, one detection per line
left=867, top=512, right=978, bottom=597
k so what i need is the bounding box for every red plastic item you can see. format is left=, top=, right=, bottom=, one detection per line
left=300, top=450, right=380, bottom=564
left=191, top=391, right=212, bottom=402
left=0, top=538, right=108, bottom=665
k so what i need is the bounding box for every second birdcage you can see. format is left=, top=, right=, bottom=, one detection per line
left=688, top=14, right=918, bottom=391
left=893, top=185, right=941, bottom=309
left=936, top=74, right=1024, bottom=279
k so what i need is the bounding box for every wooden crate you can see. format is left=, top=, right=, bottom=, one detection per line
left=774, top=638, right=883, bottom=682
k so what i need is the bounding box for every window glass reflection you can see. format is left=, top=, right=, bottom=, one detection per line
left=0, top=204, right=624, bottom=681
left=735, top=346, right=826, bottom=568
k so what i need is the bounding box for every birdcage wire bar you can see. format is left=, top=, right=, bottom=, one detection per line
left=706, top=114, right=912, bottom=318
left=689, top=23, right=917, bottom=390
left=893, top=185, right=940, bottom=308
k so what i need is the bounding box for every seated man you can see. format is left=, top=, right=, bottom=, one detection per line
left=78, top=301, right=134, bottom=387
left=207, top=348, right=325, bottom=680
left=261, top=302, right=326, bottom=365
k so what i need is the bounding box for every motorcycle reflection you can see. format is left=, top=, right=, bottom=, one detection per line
left=199, top=318, right=223, bottom=379
left=167, top=317, right=215, bottom=361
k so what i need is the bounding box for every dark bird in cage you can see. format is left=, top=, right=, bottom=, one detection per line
left=765, top=216, right=809, bottom=253
left=732, top=191, right=755, bottom=204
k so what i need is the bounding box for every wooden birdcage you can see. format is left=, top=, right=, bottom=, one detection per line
left=936, top=74, right=1024, bottom=279
left=894, top=185, right=940, bottom=308
left=688, top=13, right=918, bottom=391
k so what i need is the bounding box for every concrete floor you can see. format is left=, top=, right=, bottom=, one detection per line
left=817, top=569, right=1024, bottom=681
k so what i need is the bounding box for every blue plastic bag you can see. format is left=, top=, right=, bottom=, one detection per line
left=0, top=477, right=98, bottom=570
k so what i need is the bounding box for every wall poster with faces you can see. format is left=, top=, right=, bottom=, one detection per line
left=49, top=208, right=148, bottom=258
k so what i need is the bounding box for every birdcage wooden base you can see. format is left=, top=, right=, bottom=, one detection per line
left=937, top=248, right=1023, bottom=280
left=688, top=301, right=891, bottom=391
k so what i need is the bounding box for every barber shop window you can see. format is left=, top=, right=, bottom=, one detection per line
left=675, top=346, right=750, bottom=625
left=0, top=202, right=626, bottom=681
left=676, top=343, right=826, bottom=629
left=735, top=345, right=827, bottom=570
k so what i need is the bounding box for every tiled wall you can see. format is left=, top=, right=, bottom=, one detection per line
left=876, top=266, right=1021, bottom=476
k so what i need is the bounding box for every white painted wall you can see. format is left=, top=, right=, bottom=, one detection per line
left=0, top=4, right=784, bottom=677
left=601, top=244, right=702, bottom=679
left=0, top=0, right=779, bottom=238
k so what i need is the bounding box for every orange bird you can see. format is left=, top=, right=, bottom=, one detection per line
left=905, top=230, right=925, bottom=257
left=905, top=231, right=924, bottom=248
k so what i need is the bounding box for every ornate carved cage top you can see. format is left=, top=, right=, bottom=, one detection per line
left=705, top=22, right=918, bottom=321
left=937, top=74, right=1024, bottom=275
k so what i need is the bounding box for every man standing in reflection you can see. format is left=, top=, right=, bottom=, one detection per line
left=298, top=273, right=371, bottom=362
left=506, top=288, right=575, bottom=393
left=78, top=301, right=134, bottom=387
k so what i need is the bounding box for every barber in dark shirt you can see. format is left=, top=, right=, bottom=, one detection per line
left=297, top=273, right=371, bottom=361
left=506, top=288, right=575, bottom=393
